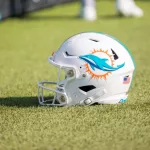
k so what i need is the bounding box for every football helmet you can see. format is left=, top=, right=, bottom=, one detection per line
left=38, top=32, right=135, bottom=106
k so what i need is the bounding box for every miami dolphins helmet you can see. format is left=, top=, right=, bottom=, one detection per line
left=38, top=32, right=135, bottom=106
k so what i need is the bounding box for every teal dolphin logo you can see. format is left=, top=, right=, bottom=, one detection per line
left=79, top=54, right=125, bottom=72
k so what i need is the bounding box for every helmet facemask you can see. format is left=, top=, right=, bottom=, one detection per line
left=38, top=56, right=76, bottom=106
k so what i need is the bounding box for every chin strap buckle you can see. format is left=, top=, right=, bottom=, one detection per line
left=80, top=88, right=107, bottom=105
left=84, top=98, right=93, bottom=105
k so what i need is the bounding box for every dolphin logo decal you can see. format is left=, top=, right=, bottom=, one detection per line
left=79, top=54, right=125, bottom=72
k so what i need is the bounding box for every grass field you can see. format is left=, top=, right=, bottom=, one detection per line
left=0, top=1, right=150, bottom=150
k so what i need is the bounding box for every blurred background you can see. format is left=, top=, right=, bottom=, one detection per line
left=0, top=0, right=77, bottom=20
left=0, top=0, right=147, bottom=20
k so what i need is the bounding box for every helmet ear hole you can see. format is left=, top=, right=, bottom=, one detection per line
left=79, top=85, right=96, bottom=92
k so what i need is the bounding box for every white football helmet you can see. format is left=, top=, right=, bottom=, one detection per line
left=38, top=32, right=135, bottom=106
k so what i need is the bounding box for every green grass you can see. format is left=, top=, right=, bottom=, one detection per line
left=0, top=1, right=150, bottom=150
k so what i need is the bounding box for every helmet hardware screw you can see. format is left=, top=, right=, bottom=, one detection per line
left=67, top=70, right=74, bottom=77
left=60, top=95, right=66, bottom=102
left=82, top=74, right=86, bottom=77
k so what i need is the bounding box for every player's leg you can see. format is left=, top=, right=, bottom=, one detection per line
left=80, top=0, right=97, bottom=21
left=116, top=0, right=143, bottom=17
left=79, top=0, right=143, bottom=21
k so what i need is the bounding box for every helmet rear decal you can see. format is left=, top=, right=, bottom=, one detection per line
left=123, top=75, right=130, bottom=84
left=79, top=49, right=125, bottom=80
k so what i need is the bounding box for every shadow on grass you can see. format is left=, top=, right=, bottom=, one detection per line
left=20, top=14, right=125, bottom=21
left=2, top=13, right=136, bottom=22
left=99, top=14, right=139, bottom=20
left=20, top=14, right=136, bottom=21
left=13, top=14, right=79, bottom=21
left=1, top=96, right=150, bottom=109
left=100, top=14, right=123, bottom=19
left=0, top=97, right=39, bottom=107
